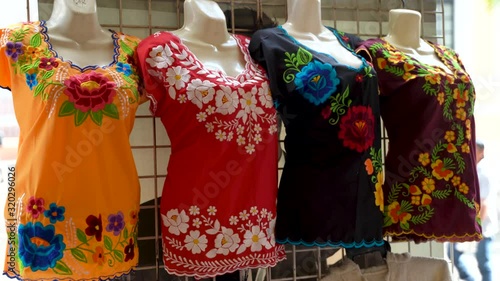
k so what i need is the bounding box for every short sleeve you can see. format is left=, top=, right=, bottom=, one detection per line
left=136, top=34, right=168, bottom=116
left=355, top=42, right=374, bottom=64
left=0, top=28, right=12, bottom=90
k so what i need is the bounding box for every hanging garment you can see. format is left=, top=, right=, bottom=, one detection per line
left=249, top=26, right=384, bottom=248
left=357, top=38, right=481, bottom=242
left=323, top=252, right=452, bottom=281
left=1, top=21, right=143, bottom=280
left=136, top=31, right=286, bottom=279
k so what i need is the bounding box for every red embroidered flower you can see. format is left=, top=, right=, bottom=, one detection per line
left=338, top=106, right=375, bottom=152
left=342, top=35, right=349, bottom=42
left=92, top=246, right=106, bottom=266
left=431, top=160, right=454, bottom=181
left=355, top=74, right=363, bottom=83
left=63, top=71, right=117, bottom=112
left=26, top=196, right=45, bottom=219
left=321, top=105, right=331, bottom=119
left=124, top=238, right=135, bottom=262
left=387, top=202, right=411, bottom=224
left=39, top=57, right=59, bottom=70
left=85, top=214, right=103, bottom=242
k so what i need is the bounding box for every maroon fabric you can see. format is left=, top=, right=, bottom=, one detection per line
left=357, top=38, right=482, bottom=242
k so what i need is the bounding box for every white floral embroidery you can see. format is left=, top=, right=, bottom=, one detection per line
left=184, top=230, right=208, bottom=254
left=239, top=210, right=249, bottom=221
left=177, top=94, right=187, bottom=103
left=243, top=225, right=271, bottom=252
left=162, top=209, right=189, bottom=235
left=192, top=218, right=202, bottom=228
left=267, top=218, right=276, bottom=247
left=229, top=216, right=239, bottom=225
left=166, top=66, right=190, bottom=89
left=196, top=112, right=207, bottom=122
left=214, top=227, right=241, bottom=255
left=260, top=208, right=268, bottom=217
left=254, top=134, right=262, bottom=144
left=250, top=206, right=258, bottom=216
left=215, top=85, right=239, bottom=115
left=207, top=206, right=217, bottom=216
left=206, top=105, right=216, bottom=115
left=254, top=124, right=262, bottom=132
left=215, top=130, right=227, bottom=141
left=245, top=144, right=256, bottom=154
left=236, top=136, right=246, bottom=146
left=227, top=132, right=234, bottom=141
left=146, top=44, right=174, bottom=69
left=258, top=82, right=274, bottom=108
left=205, top=123, right=214, bottom=133
left=236, top=88, right=264, bottom=124
left=187, top=79, right=216, bottom=109
left=189, top=206, right=200, bottom=216
left=236, top=125, right=245, bottom=135
left=269, top=124, right=278, bottom=134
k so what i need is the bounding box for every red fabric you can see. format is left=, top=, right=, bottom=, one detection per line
left=137, top=32, right=286, bottom=278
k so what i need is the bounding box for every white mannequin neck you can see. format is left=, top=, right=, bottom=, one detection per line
left=281, top=0, right=362, bottom=69
left=44, top=0, right=116, bottom=68
left=383, top=9, right=452, bottom=74
left=171, top=0, right=245, bottom=77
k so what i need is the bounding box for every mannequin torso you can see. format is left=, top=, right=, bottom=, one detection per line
left=383, top=9, right=452, bottom=74
left=45, top=0, right=116, bottom=68
left=171, top=0, right=245, bottom=77
left=282, top=0, right=362, bottom=68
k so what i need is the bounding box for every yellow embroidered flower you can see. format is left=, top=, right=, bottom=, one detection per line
left=446, top=143, right=457, bottom=153
left=425, top=73, right=441, bottom=85
left=422, top=178, right=436, bottom=194
left=461, top=75, right=470, bottom=83
left=451, top=176, right=461, bottom=187
left=421, top=194, right=432, bottom=206
left=431, top=159, right=454, bottom=181
left=409, top=185, right=422, bottom=195
left=444, top=131, right=455, bottom=142
left=418, top=152, right=430, bottom=166
left=459, top=183, right=469, bottom=194
left=387, top=201, right=412, bottom=224
left=24, top=46, right=42, bottom=59
left=402, top=72, right=416, bottom=81
left=374, top=171, right=384, bottom=212
left=453, top=88, right=469, bottom=108
left=411, top=196, right=421, bottom=205
left=437, top=92, right=445, bottom=105
left=461, top=143, right=470, bottom=153
left=465, top=119, right=472, bottom=140
left=377, top=58, right=388, bottom=69
left=455, top=108, right=466, bottom=121
left=387, top=51, right=405, bottom=64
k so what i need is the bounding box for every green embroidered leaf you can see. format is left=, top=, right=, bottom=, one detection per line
left=33, top=83, right=47, bottom=98
left=409, top=166, right=432, bottom=179
left=104, top=235, right=113, bottom=251
left=369, top=42, right=384, bottom=52
left=76, top=229, right=88, bottom=244
left=385, top=65, right=405, bottom=77
left=400, top=222, right=410, bottom=231
left=58, top=101, right=76, bottom=117
left=122, top=75, right=135, bottom=85
left=42, top=70, right=55, bottom=80
left=443, top=88, right=454, bottom=121
left=399, top=200, right=414, bottom=213
left=131, top=88, right=139, bottom=103
left=90, top=110, right=103, bottom=126
left=20, top=64, right=34, bottom=73
left=432, top=188, right=452, bottom=199
left=113, top=250, right=124, bottom=262
left=70, top=248, right=88, bottom=263
left=30, top=33, right=42, bottom=48
left=120, top=41, right=134, bottom=56
left=123, top=228, right=129, bottom=239
left=454, top=189, right=476, bottom=209
left=422, top=82, right=437, bottom=96
left=10, top=27, right=29, bottom=42
left=74, top=110, right=89, bottom=126
left=53, top=260, right=73, bottom=275
left=442, top=157, right=456, bottom=170
left=409, top=207, right=434, bottom=224
left=431, top=141, right=445, bottom=163
left=383, top=214, right=393, bottom=227
left=453, top=152, right=466, bottom=174
left=102, top=103, right=119, bottom=119
left=296, top=47, right=313, bottom=65
left=387, top=183, right=403, bottom=204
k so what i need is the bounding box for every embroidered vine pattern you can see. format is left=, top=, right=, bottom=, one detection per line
left=327, top=87, right=352, bottom=125
left=370, top=42, right=478, bottom=230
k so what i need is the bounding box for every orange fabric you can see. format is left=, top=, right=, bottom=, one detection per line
left=2, top=21, right=142, bottom=280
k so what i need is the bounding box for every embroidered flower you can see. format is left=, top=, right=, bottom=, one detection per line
left=294, top=60, right=340, bottom=105
left=215, top=130, right=227, bottom=141
left=387, top=51, right=404, bottom=64
left=455, top=108, right=466, bottom=121
left=387, top=202, right=411, bottom=224
left=424, top=72, right=441, bottom=85
left=124, top=238, right=135, bottom=262
left=229, top=216, right=239, bottom=225
left=421, top=194, right=432, bottom=206
left=214, top=227, right=241, bottom=255
left=245, top=144, right=256, bottom=154
left=411, top=196, right=421, bottom=205
left=187, top=79, right=216, bottom=109
left=459, top=183, right=469, bottom=194
left=453, top=88, right=469, bottom=108
left=214, top=85, right=239, bottom=115
left=63, top=71, right=117, bottom=112
left=236, top=135, right=246, bottom=146
left=239, top=210, right=249, bottom=221
left=338, top=106, right=375, bottom=153
left=409, top=185, right=422, bottom=195
left=92, top=246, right=106, bottom=266
left=184, top=230, right=208, bottom=254
left=85, top=214, right=103, bottom=241
left=129, top=210, right=138, bottom=225
left=444, top=131, right=456, bottom=142
left=146, top=44, right=174, bottom=68
left=166, top=66, right=190, bottom=89
left=243, top=225, right=271, bottom=251
left=446, top=143, right=457, bottom=153
left=418, top=152, right=430, bottom=166
left=25, top=73, right=38, bottom=90
left=236, top=125, right=245, bottom=135
left=461, top=143, right=470, bottom=153
left=205, top=122, right=214, bottom=132
left=192, top=218, right=202, bottom=228
left=236, top=89, right=265, bottom=124
left=26, top=196, right=45, bottom=219
left=254, top=133, right=262, bottom=144
left=437, top=92, right=445, bottom=105
left=18, top=222, right=65, bottom=271
left=162, top=209, right=189, bottom=235
left=178, top=94, right=187, bottom=103
left=355, top=74, right=363, bottom=83
left=374, top=172, right=384, bottom=212
left=206, top=105, right=216, bottom=115
left=189, top=205, right=200, bottom=216
left=5, top=41, right=23, bottom=61
left=321, top=105, right=331, bottom=119
left=43, top=203, right=65, bottom=224
left=106, top=211, right=125, bottom=236
left=266, top=218, right=277, bottom=246
left=260, top=208, right=268, bottom=217
left=422, top=178, right=436, bottom=194
left=364, top=158, right=374, bottom=175
left=39, top=57, right=58, bottom=70
left=451, top=176, right=461, bottom=187
left=258, top=83, right=273, bottom=108
left=465, top=119, right=472, bottom=140
left=207, top=206, right=217, bottom=216
left=431, top=159, right=454, bottom=181
left=377, top=58, right=387, bottom=69
left=196, top=112, right=207, bottom=122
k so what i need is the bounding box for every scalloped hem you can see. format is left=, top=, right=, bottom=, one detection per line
left=163, top=252, right=287, bottom=279
left=276, top=238, right=385, bottom=248
left=385, top=230, right=483, bottom=243
left=3, top=268, right=135, bottom=281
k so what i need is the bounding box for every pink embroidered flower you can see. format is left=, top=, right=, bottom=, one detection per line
left=39, top=57, right=59, bottom=70
left=63, top=71, right=117, bottom=112
left=26, top=196, right=45, bottom=219
left=338, top=106, right=375, bottom=153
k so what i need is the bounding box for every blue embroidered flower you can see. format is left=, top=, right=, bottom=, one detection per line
left=43, top=203, right=65, bottom=224
left=18, top=222, right=66, bottom=271
left=106, top=211, right=125, bottom=236
left=294, top=60, right=340, bottom=106
left=116, top=62, right=132, bottom=76
left=25, top=73, right=38, bottom=90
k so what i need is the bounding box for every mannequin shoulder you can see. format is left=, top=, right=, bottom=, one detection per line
left=138, top=31, right=180, bottom=50
left=251, top=27, right=281, bottom=42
